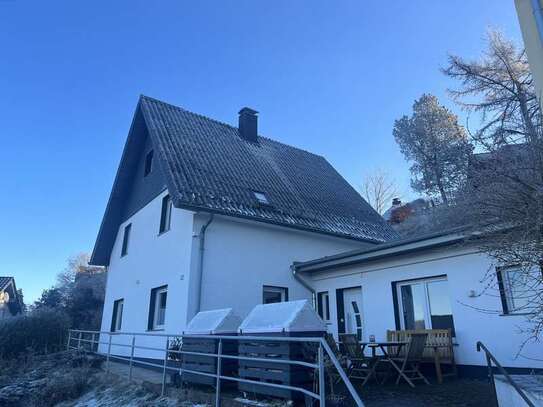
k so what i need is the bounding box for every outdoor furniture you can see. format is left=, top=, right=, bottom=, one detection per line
left=387, top=329, right=457, bottom=384
left=339, top=334, right=376, bottom=385
left=378, top=333, right=430, bottom=388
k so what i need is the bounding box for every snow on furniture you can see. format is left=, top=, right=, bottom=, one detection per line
left=237, top=300, right=326, bottom=400
left=185, top=308, right=242, bottom=335
left=182, top=308, right=241, bottom=386
left=239, top=299, right=326, bottom=334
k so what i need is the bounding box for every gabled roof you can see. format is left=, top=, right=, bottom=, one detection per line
left=0, top=277, right=13, bottom=291
left=90, top=96, right=399, bottom=265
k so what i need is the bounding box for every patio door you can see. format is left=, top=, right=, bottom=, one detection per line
left=337, top=286, right=363, bottom=341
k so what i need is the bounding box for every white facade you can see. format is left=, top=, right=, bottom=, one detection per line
left=99, top=190, right=365, bottom=356
left=308, top=245, right=543, bottom=370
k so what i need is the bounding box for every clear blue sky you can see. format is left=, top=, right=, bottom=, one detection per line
left=0, top=1, right=522, bottom=303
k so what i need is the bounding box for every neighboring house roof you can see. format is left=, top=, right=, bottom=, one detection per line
left=90, top=96, right=398, bottom=265
left=0, top=277, right=13, bottom=291
left=292, top=227, right=469, bottom=273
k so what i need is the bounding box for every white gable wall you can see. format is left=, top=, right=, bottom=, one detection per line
left=99, top=190, right=195, bottom=357
left=309, top=246, right=543, bottom=370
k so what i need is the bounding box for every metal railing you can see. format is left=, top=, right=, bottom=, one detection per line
left=68, top=329, right=364, bottom=407
left=476, top=341, right=535, bottom=407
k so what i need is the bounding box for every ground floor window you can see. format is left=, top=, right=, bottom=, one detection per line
left=148, top=285, right=167, bottom=330
left=111, top=298, right=124, bottom=332
left=262, top=285, right=288, bottom=304
left=317, top=291, right=330, bottom=322
left=498, top=266, right=539, bottom=315
left=394, top=276, right=455, bottom=334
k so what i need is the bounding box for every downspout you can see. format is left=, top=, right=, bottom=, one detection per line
left=291, top=263, right=316, bottom=307
left=195, top=214, right=214, bottom=314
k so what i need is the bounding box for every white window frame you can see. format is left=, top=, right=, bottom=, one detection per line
left=153, top=287, right=168, bottom=330
left=114, top=299, right=124, bottom=331
left=396, top=276, right=451, bottom=330
left=500, top=266, right=536, bottom=315
left=263, top=285, right=287, bottom=304
left=318, top=291, right=331, bottom=323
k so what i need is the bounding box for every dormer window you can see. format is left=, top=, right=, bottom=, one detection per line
left=253, top=191, right=269, bottom=205
left=144, top=150, right=154, bottom=177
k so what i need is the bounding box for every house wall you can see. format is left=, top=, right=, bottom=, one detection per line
left=309, top=246, right=543, bottom=371
left=121, top=128, right=167, bottom=223
left=99, top=190, right=194, bottom=357
left=190, top=214, right=367, bottom=321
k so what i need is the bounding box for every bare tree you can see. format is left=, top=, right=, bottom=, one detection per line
left=361, top=169, right=400, bottom=215
left=393, top=94, right=473, bottom=205
left=444, top=30, right=543, bottom=342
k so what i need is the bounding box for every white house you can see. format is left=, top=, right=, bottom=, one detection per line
left=90, top=96, right=397, bottom=356
left=293, top=229, right=543, bottom=374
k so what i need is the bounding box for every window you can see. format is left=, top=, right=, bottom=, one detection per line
left=148, top=285, right=167, bottom=330
left=253, top=191, right=269, bottom=205
left=395, top=277, right=455, bottom=334
left=144, top=150, right=154, bottom=177
left=159, top=194, right=173, bottom=233
left=263, top=285, right=288, bottom=304
left=317, top=291, right=330, bottom=322
left=110, top=299, right=124, bottom=332
left=121, top=223, right=131, bottom=257
left=498, top=266, right=537, bottom=315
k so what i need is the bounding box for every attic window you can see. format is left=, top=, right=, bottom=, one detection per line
left=253, top=191, right=269, bottom=205
left=144, top=150, right=154, bottom=177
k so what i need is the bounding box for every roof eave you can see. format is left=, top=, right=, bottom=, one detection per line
left=293, top=228, right=470, bottom=274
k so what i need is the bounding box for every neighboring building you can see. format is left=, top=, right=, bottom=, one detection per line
left=515, top=0, right=543, bottom=108
left=91, top=96, right=397, bottom=354
left=0, top=277, right=24, bottom=319
left=293, top=229, right=543, bottom=374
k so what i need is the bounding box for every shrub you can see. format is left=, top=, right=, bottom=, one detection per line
left=0, top=308, right=70, bottom=359
left=33, top=367, right=91, bottom=407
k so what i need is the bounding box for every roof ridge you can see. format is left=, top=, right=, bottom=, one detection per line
left=139, top=95, right=326, bottom=159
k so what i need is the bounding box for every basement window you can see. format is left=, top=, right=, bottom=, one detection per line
left=253, top=191, right=269, bottom=205
left=144, top=150, right=154, bottom=177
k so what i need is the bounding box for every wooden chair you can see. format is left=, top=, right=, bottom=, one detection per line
left=379, top=333, right=430, bottom=388
left=339, top=334, right=375, bottom=385
left=387, top=329, right=457, bottom=383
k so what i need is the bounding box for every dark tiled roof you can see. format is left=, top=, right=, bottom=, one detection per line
left=140, top=96, right=397, bottom=240
left=90, top=96, right=398, bottom=265
left=0, top=277, right=13, bottom=291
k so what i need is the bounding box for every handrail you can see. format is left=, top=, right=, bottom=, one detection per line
left=476, top=341, right=535, bottom=407
left=68, top=329, right=364, bottom=407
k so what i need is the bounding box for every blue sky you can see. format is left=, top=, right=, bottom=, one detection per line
left=0, top=1, right=522, bottom=303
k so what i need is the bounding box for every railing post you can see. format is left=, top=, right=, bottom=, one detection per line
left=129, top=335, right=136, bottom=382
left=318, top=342, right=325, bottom=406
left=77, top=331, right=82, bottom=351
left=67, top=330, right=71, bottom=351
left=486, top=354, right=498, bottom=407
left=106, top=334, right=112, bottom=375
left=161, top=336, right=169, bottom=396
left=215, top=338, right=223, bottom=407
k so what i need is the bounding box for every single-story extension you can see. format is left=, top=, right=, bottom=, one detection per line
left=293, top=228, right=543, bottom=375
